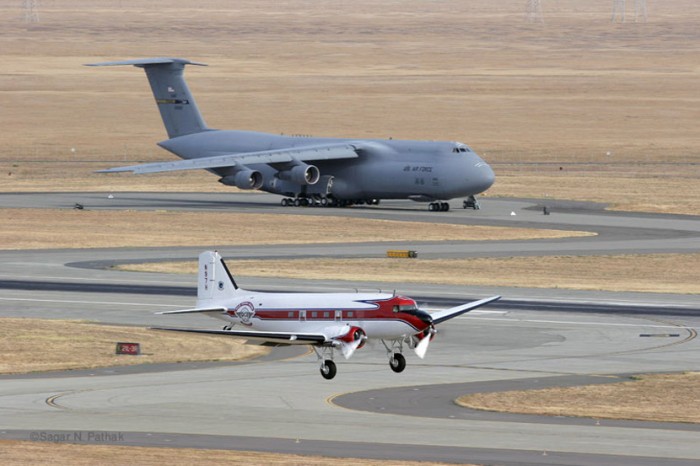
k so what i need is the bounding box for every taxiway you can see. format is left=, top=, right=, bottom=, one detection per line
left=1, top=192, right=699, bottom=464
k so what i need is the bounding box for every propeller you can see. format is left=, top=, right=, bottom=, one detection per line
left=414, top=327, right=436, bottom=359
left=337, top=327, right=366, bottom=359
left=413, top=309, right=436, bottom=359
left=340, top=337, right=364, bottom=359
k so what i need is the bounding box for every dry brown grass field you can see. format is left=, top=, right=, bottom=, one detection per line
left=457, top=372, right=700, bottom=424
left=0, top=440, right=455, bottom=466
left=0, top=208, right=590, bottom=250
left=0, top=318, right=268, bottom=374
left=123, top=254, right=700, bottom=295
left=1, top=0, right=699, bottom=212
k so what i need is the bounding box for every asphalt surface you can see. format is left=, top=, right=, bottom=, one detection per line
left=1, top=192, right=700, bottom=464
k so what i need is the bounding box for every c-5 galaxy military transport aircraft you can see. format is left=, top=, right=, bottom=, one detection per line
left=156, top=251, right=501, bottom=379
left=88, top=58, right=495, bottom=211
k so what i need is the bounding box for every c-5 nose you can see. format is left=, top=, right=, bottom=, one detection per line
left=472, top=162, right=495, bottom=194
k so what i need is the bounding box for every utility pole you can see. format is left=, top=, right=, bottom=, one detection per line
left=525, top=0, right=543, bottom=23
left=635, top=0, right=648, bottom=23
left=22, top=0, right=39, bottom=23
left=611, top=0, right=625, bottom=23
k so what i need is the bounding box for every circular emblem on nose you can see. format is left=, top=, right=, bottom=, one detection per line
left=234, top=302, right=256, bottom=326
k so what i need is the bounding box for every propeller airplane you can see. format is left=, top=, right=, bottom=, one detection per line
left=155, top=251, right=501, bottom=379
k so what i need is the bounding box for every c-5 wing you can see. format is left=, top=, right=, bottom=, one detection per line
left=430, top=295, right=501, bottom=325
left=152, top=327, right=327, bottom=345
left=96, top=142, right=360, bottom=174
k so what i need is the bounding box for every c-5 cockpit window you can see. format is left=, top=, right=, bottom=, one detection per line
left=453, top=144, right=471, bottom=154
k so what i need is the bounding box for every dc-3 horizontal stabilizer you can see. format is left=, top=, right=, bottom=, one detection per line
left=152, top=250, right=501, bottom=380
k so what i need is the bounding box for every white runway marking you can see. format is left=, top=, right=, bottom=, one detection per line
left=468, top=315, right=696, bottom=330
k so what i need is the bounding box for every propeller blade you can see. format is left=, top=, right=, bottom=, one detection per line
left=341, top=338, right=363, bottom=359
left=414, top=334, right=431, bottom=359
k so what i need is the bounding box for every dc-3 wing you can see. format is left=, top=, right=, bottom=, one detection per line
left=154, top=306, right=365, bottom=359
left=429, top=295, right=501, bottom=325
left=96, top=142, right=360, bottom=174
left=152, top=327, right=327, bottom=345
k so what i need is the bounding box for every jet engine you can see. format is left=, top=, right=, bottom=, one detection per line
left=218, top=169, right=263, bottom=190
left=277, top=163, right=320, bottom=185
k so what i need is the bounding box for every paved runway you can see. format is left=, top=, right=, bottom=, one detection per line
left=1, top=192, right=700, bottom=464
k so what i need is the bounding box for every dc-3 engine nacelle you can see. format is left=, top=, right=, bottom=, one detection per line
left=219, top=169, right=263, bottom=190
left=335, top=326, right=367, bottom=349
left=277, top=162, right=320, bottom=185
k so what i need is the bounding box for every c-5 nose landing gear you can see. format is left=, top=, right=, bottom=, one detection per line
left=463, top=195, right=480, bottom=210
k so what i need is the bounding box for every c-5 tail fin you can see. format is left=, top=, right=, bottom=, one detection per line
left=86, top=57, right=209, bottom=139
left=196, top=250, right=241, bottom=307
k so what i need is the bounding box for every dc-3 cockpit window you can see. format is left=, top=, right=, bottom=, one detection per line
left=393, top=303, right=419, bottom=313
left=452, top=143, right=472, bottom=154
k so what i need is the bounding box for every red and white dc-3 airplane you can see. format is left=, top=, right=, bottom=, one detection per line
left=156, top=251, right=501, bottom=379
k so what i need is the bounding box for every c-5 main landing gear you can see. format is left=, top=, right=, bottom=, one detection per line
left=280, top=196, right=380, bottom=209
left=428, top=202, right=450, bottom=212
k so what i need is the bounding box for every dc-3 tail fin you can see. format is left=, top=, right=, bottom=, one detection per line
left=85, top=57, right=209, bottom=139
left=197, top=250, right=241, bottom=307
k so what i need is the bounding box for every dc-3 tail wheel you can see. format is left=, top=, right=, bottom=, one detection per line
left=389, top=353, right=406, bottom=373
left=320, top=359, right=337, bottom=380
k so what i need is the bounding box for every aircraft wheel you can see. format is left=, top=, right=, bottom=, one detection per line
left=441, top=202, right=450, bottom=212
left=320, top=197, right=329, bottom=207
left=320, top=359, right=337, bottom=380
left=281, top=198, right=289, bottom=207
left=389, top=353, right=406, bottom=373
left=428, top=203, right=436, bottom=211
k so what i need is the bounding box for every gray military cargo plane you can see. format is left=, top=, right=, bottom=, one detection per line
left=88, top=58, right=495, bottom=211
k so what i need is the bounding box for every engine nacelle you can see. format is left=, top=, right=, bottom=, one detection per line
left=337, top=326, right=367, bottom=349
left=219, top=170, right=263, bottom=190
left=277, top=163, right=320, bottom=185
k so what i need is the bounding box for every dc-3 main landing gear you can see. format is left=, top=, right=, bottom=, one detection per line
left=320, top=359, right=337, bottom=380
left=312, top=338, right=411, bottom=380
left=389, top=353, right=406, bottom=373
left=382, top=338, right=407, bottom=373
